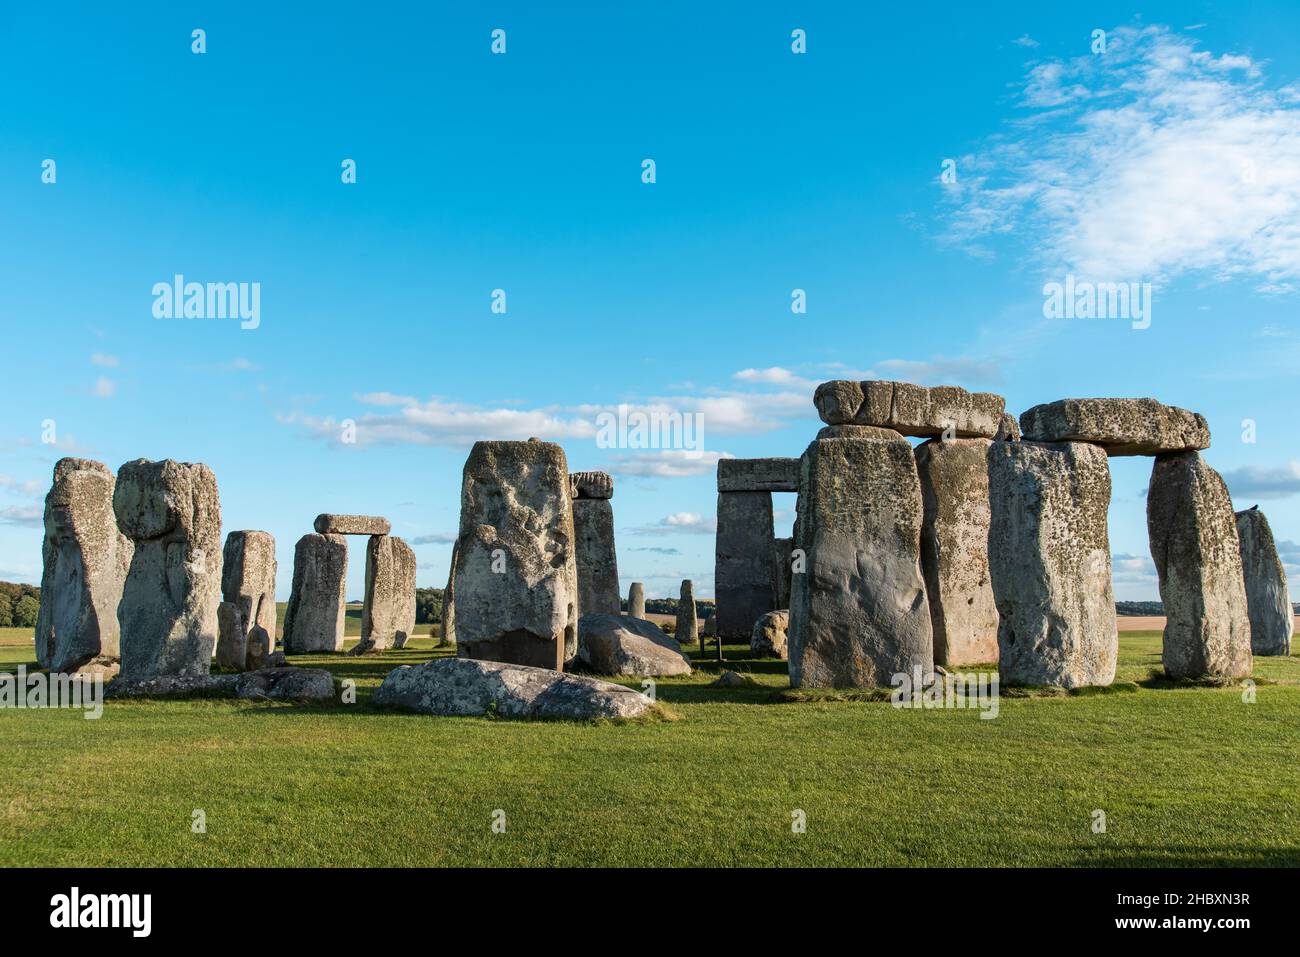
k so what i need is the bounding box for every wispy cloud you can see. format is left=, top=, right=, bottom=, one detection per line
left=90, top=352, right=119, bottom=368
left=628, top=512, right=717, bottom=536
left=0, top=504, right=43, bottom=527
left=941, top=25, right=1300, bottom=293
left=1222, top=461, right=1300, bottom=499
left=1012, top=34, right=1039, bottom=49
left=90, top=377, right=116, bottom=399
left=409, top=532, right=457, bottom=545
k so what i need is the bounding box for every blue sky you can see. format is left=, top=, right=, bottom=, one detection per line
left=2, top=3, right=1299, bottom=601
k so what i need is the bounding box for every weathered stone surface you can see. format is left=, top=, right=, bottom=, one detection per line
left=106, top=667, right=334, bottom=701
left=1234, top=507, right=1293, bottom=656
left=675, top=580, right=698, bottom=646
left=353, top=534, right=416, bottom=654
left=717, top=458, right=800, bottom=493
left=772, top=537, right=794, bottom=611
left=715, top=491, right=775, bottom=637
left=215, top=530, right=277, bottom=671
left=313, top=513, right=391, bottom=536
left=573, top=498, right=620, bottom=616
left=283, top=533, right=348, bottom=654
left=915, top=439, right=999, bottom=666
left=988, top=441, right=1116, bottom=687
left=627, top=582, right=646, bottom=619
left=114, top=459, right=221, bottom=678
left=1020, top=398, right=1210, bottom=456
left=750, top=609, right=789, bottom=659
left=245, top=626, right=272, bottom=670
left=1148, top=452, right=1252, bottom=678
left=788, top=435, right=934, bottom=687
left=442, top=540, right=458, bottom=645
left=814, top=380, right=1004, bottom=439
left=577, top=613, right=692, bottom=676
left=374, top=657, right=655, bottom=720
left=569, top=470, right=614, bottom=500
left=815, top=424, right=906, bottom=442
left=36, top=458, right=132, bottom=673
left=452, top=440, right=578, bottom=670
left=994, top=414, right=1021, bottom=442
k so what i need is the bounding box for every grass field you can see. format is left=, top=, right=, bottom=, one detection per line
left=1, top=623, right=1297, bottom=867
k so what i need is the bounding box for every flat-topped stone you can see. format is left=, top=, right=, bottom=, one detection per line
left=815, top=424, right=906, bottom=442
left=717, top=458, right=800, bottom=492
left=1019, top=398, right=1210, bottom=456
left=313, top=514, right=391, bottom=536
left=814, top=380, right=1004, bottom=438
left=569, top=471, right=614, bottom=500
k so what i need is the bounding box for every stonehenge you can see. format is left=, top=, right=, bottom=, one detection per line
left=283, top=533, right=348, bottom=653
left=627, top=582, right=645, bottom=619
left=314, top=514, right=391, bottom=536
left=36, top=458, right=132, bottom=674
left=751, top=609, right=789, bottom=659
left=1234, top=507, right=1293, bottom=656
left=788, top=428, right=933, bottom=688
left=576, top=613, right=692, bottom=676
left=216, top=530, right=277, bottom=671
left=915, top=438, right=999, bottom=666
left=450, top=439, right=578, bottom=671
left=713, top=458, right=796, bottom=637
left=355, top=534, right=416, bottom=654
left=1148, top=452, right=1252, bottom=679
left=676, top=579, right=698, bottom=649
left=814, top=380, right=1004, bottom=438
left=1020, top=398, right=1209, bottom=456
left=114, top=459, right=222, bottom=678
left=571, top=471, right=620, bottom=616
left=988, top=441, right=1117, bottom=687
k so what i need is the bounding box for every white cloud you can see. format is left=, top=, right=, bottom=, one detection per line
left=0, top=504, right=42, bottom=526
left=943, top=25, right=1300, bottom=292
left=90, top=352, right=119, bottom=368
left=0, top=474, right=44, bottom=498
left=628, top=512, right=717, bottom=536
left=409, top=532, right=457, bottom=545
left=90, top=377, right=116, bottom=398
left=1012, top=34, right=1039, bottom=49
left=1222, top=460, right=1300, bottom=499
left=606, top=449, right=731, bottom=478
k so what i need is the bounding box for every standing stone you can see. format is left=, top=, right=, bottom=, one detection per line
left=1147, top=452, right=1252, bottom=679
left=914, top=439, right=999, bottom=666
left=572, top=471, right=620, bottom=616
left=354, top=534, right=416, bottom=654
left=788, top=432, right=933, bottom=688
left=36, top=458, right=132, bottom=673
left=452, top=440, right=578, bottom=671
left=314, top=514, right=391, bottom=536
left=283, top=533, right=348, bottom=654
left=215, top=530, right=277, bottom=671
left=988, top=442, right=1116, bottom=687
left=675, top=580, right=698, bottom=647
left=1234, top=507, right=1293, bottom=656
left=771, top=536, right=794, bottom=612
left=442, top=540, right=458, bottom=645
left=715, top=491, right=775, bottom=637
left=751, top=609, right=789, bottom=659
left=627, top=582, right=646, bottom=619
left=114, top=459, right=222, bottom=678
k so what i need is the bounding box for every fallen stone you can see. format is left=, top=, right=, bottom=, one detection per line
left=36, top=458, right=132, bottom=674
left=1234, top=507, right=1293, bottom=656
left=283, top=533, right=348, bottom=654
left=374, top=657, right=656, bottom=720
left=573, top=496, right=621, bottom=616
left=569, top=471, right=614, bottom=500
left=712, top=670, right=757, bottom=688
left=357, top=534, right=416, bottom=653
left=577, top=613, right=692, bottom=676
left=717, top=458, right=800, bottom=493
left=715, top=491, right=775, bottom=636
left=215, top=530, right=277, bottom=671
left=114, top=459, right=222, bottom=678
left=988, top=441, right=1117, bottom=687
left=452, top=440, right=578, bottom=670
left=627, top=582, right=646, bottom=619
left=750, top=609, right=789, bottom=659
left=814, top=380, right=1004, bottom=439
left=1148, top=452, right=1252, bottom=679
left=915, top=438, right=999, bottom=666
left=313, top=513, right=391, bottom=536
left=788, top=434, right=934, bottom=687
left=106, top=673, right=235, bottom=698
left=675, top=580, right=699, bottom=647
left=234, top=667, right=335, bottom=702
left=1020, top=398, right=1210, bottom=456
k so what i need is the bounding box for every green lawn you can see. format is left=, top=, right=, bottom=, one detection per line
left=1, top=628, right=1296, bottom=867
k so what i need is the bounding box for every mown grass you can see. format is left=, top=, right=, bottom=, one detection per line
left=1, top=628, right=1297, bottom=867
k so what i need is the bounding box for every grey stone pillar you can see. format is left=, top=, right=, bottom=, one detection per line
left=1234, top=507, right=1293, bottom=656
left=628, top=582, right=645, bottom=619
left=216, top=530, right=277, bottom=670
left=715, top=491, right=776, bottom=637
left=571, top=472, right=619, bottom=616
left=283, top=533, right=348, bottom=654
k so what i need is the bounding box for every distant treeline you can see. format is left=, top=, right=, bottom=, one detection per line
left=0, top=582, right=41, bottom=628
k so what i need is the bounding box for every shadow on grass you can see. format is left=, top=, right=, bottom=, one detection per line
left=1067, top=844, right=1300, bottom=867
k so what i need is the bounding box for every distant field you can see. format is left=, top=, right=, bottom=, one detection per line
left=1, top=629, right=1296, bottom=867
